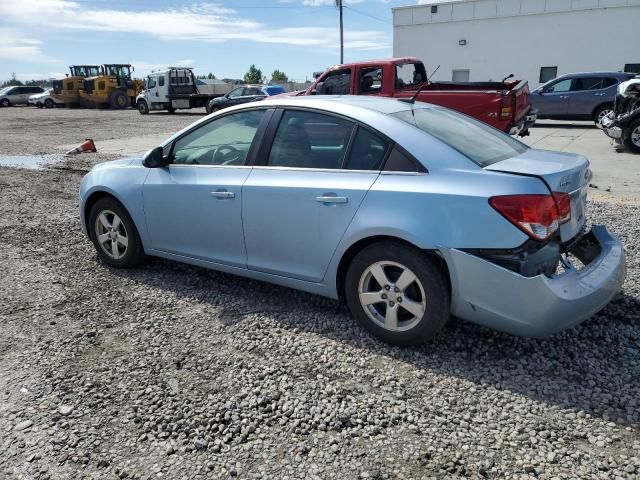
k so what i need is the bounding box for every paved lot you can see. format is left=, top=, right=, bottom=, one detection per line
left=524, top=121, right=640, bottom=202
left=0, top=107, right=639, bottom=479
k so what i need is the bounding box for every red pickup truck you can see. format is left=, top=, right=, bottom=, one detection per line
left=285, top=58, right=537, bottom=136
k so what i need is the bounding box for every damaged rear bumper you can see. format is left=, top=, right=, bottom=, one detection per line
left=440, top=225, right=626, bottom=337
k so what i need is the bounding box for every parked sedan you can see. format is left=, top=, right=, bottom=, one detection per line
left=205, top=84, right=285, bottom=114
left=28, top=89, right=63, bottom=108
left=79, top=97, right=625, bottom=345
left=0, top=85, right=45, bottom=107
left=531, top=72, right=636, bottom=126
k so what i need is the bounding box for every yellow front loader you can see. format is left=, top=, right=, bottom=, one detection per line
left=79, top=64, right=143, bottom=109
left=51, top=65, right=102, bottom=107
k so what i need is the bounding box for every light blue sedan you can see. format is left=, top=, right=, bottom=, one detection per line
left=79, top=96, right=626, bottom=345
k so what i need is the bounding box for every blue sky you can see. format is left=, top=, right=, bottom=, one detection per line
left=0, top=0, right=424, bottom=83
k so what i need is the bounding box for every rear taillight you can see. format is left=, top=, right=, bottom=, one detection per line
left=500, top=106, right=512, bottom=120
left=489, top=195, right=559, bottom=241
left=552, top=192, right=571, bottom=224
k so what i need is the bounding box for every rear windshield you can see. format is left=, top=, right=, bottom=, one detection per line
left=392, top=107, right=528, bottom=167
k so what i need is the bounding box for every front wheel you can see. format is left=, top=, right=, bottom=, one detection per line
left=44, top=99, right=54, bottom=108
left=36, top=102, right=43, bottom=108
left=88, top=197, right=145, bottom=268
left=624, top=120, right=640, bottom=154
left=109, top=90, right=128, bottom=109
left=137, top=100, right=149, bottom=115
left=345, top=242, right=450, bottom=346
left=0, top=99, right=10, bottom=107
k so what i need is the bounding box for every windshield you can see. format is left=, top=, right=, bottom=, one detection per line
left=104, top=65, right=131, bottom=77
left=0, top=87, right=10, bottom=95
left=393, top=107, right=528, bottom=167
left=264, top=86, right=285, bottom=95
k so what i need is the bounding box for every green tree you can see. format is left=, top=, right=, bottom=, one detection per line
left=1, top=72, right=23, bottom=87
left=244, top=64, right=263, bottom=84
left=207, top=72, right=215, bottom=79
left=270, top=70, right=288, bottom=82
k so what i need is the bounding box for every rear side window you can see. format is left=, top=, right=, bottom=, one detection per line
left=344, top=128, right=389, bottom=170
left=384, top=147, right=423, bottom=172
left=573, top=77, right=616, bottom=91
left=267, top=110, right=354, bottom=169
left=392, top=107, right=528, bottom=167
left=159, top=76, right=164, bottom=87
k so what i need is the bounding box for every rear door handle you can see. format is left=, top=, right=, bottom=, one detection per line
left=559, top=96, right=568, bottom=99
left=210, top=190, right=235, bottom=199
left=594, top=93, right=605, bottom=96
left=316, top=195, right=348, bottom=204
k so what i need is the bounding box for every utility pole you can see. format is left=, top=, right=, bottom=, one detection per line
left=338, top=0, right=344, bottom=64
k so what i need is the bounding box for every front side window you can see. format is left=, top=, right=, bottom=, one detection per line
left=392, top=107, right=528, bottom=167
left=244, top=87, right=262, bottom=96
left=267, top=110, right=354, bottom=169
left=147, top=76, right=157, bottom=89
left=317, top=70, right=351, bottom=95
left=395, top=62, right=426, bottom=88
left=359, top=67, right=382, bottom=94
left=228, top=87, right=244, bottom=98
left=539, top=66, right=558, bottom=84
left=171, top=110, right=265, bottom=166
left=543, top=78, right=572, bottom=93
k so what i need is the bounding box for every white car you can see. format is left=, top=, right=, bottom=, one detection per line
left=28, top=89, right=63, bottom=109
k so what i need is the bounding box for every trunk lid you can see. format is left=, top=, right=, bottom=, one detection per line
left=486, top=149, right=591, bottom=242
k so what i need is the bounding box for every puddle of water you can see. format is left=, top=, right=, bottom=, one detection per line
left=0, top=154, right=65, bottom=170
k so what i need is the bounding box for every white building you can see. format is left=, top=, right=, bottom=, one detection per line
left=393, top=0, right=640, bottom=87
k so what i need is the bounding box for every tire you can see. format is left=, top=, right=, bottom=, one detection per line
left=345, top=241, right=450, bottom=346
left=109, top=90, right=128, bottom=109
left=137, top=100, right=149, bottom=115
left=0, top=99, right=10, bottom=107
left=624, top=120, right=640, bottom=154
left=44, top=99, right=54, bottom=108
left=593, top=104, right=613, bottom=128
left=166, top=105, right=176, bottom=114
left=36, top=102, right=43, bottom=108
left=88, top=197, right=145, bottom=268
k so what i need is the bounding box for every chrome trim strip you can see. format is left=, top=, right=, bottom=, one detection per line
left=166, top=164, right=425, bottom=175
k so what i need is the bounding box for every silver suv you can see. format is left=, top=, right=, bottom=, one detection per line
left=0, top=86, right=46, bottom=107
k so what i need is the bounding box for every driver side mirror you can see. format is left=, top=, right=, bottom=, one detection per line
left=143, top=146, right=168, bottom=168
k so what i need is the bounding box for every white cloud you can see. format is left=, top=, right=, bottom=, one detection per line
left=0, top=28, right=42, bottom=60
left=0, top=0, right=388, bottom=51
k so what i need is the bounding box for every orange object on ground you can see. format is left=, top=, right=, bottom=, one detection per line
left=65, top=139, right=97, bottom=155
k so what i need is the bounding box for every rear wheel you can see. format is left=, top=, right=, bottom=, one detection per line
left=624, top=120, right=640, bottom=154
left=593, top=104, right=613, bottom=128
left=44, top=99, right=54, bottom=108
left=167, top=105, right=176, bottom=114
left=137, top=100, right=149, bottom=115
left=109, top=90, right=128, bottom=109
left=88, top=197, right=145, bottom=268
left=345, top=242, right=450, bottom=346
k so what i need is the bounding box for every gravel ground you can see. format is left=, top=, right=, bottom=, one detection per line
left=1, top=107, right=639, bottom=480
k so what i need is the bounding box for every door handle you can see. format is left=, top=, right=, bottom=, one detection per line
left=210, top=190, right=235, bottom=199
left=316, top=195, right=348, bottom=204
left=559, top=96, right=568, bottom=99
left=594, top=93, right=605, bottom=96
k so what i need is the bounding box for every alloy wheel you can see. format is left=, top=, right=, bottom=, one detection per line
left=632, top=125, right=640, bottom=148
left=358, top=261, right=426, bottom=332
left=596, top=108, right=613, bottom=127
left=94, top=210, right=129, bottom=260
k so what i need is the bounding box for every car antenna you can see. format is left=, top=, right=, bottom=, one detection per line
left=399, top=65, right=439, bottom=105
